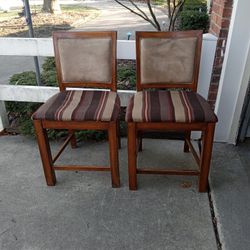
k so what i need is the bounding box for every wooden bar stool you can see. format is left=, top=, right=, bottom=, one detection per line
left=126, top=30, right=217, bottom=192
left=32, top=31, right=120, bottom=188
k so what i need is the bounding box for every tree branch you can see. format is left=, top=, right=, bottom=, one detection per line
left=170, top=0, right=185, bottom=30
left=147, top=0, right=161, bottom=31
left=168, top=1, right=177, bottom=30
left=128, top=0, right=149, bottom=20
left=114, top=0, right=158, bottom=30
left=173, top=0, right=185, bottom=28
left=167, top=0, right=171, bottom=18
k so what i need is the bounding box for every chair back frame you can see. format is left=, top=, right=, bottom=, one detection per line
left=135, top=30, right=202, bottom=92
left=53, top=31, right=117, bottom=92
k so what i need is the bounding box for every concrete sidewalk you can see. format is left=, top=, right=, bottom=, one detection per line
left=0, top=136, right=217, bottom=250
left=210, top=140, right=250, bottom=250
left=1, top=135, right=250, bottom=249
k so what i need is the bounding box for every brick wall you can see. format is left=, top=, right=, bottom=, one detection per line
left=208, top=0, right=233, bottom=109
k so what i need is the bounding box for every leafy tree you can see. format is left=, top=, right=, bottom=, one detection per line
left=114, top=0, right=186, bottom=31
left=42, top=0, right=61, bottom=14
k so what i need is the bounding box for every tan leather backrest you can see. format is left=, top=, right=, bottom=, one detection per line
left=57, top=37, right=112, bottom=83
left=140, top=37, right=197, bottom=85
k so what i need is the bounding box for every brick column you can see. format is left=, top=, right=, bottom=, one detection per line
left=208, top=0, right=233, bottom=109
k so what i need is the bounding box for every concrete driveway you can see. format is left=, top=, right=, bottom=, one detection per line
left=78, top=0, right=167, bottom=39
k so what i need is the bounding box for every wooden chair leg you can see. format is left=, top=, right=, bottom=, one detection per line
left=69, top=130, right=77, bottom=148
left=33, top=120, right=56, bottom=186
left=199, top=123, right=216, bottom=192
left=108, top=122, right=120, bottom=188
left=184, top=131, right=191, bottom=152
left=128, top=122, right=137, bottom=190
left=116, top=121, right=121, bottom=149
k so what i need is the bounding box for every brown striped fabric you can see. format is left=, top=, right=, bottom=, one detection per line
left=32, top=90, right=120, bottom=122
left=125, top=90, right=217, bottom=123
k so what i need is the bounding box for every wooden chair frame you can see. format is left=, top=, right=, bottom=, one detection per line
left=128, top=31, right=216, bottom=192
left=33, top=31, right=120, bottom=188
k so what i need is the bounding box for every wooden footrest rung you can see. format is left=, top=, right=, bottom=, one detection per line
left=137, top=168, right=199, bottom=176
left=52, top=133, right=75, bottom=163
left=53, top=165, right=111, bottom=171
left=185, top=138, right=201, bottom=167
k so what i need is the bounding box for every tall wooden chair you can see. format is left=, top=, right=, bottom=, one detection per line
left=126, top=31, right=218, bottom=192
left=32, top=31, right=120, bottom=188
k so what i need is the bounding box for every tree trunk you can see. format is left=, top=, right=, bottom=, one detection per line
left=42, top=0, right=61, bottom=14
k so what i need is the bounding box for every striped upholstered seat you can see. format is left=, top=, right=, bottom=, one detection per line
left=126, top=90, right=217, bottom=123
left=32, top=90, right=120, bottom=122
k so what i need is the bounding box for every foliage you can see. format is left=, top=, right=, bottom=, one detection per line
left=8, top=71, right=37, bottom=86
left=42, top=57, right=56, bottom=71
left=41, top=57, right=58, bottom=86
left=178, top=0, right=209, bottom=32
left=167, top=0, right=186, bottom=31
left=5, top=71, right=41, bottom=136
left=178, top=10, right=209, bottom=32
left=8, top=73, right=64, bottom=138
left=117, top=61, right=136, bottom=90
left=6, top=71, right=40, bottom=121
left=183, top=0, right=207, bottom=11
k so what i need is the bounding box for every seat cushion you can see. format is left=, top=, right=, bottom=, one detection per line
left=32, top=90, right=120, bottom=122
left=126, top=90, right=217, bottom=123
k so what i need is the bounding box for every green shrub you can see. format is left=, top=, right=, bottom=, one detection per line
left=117, top=61, right=136, bottom=90
left=6, top=71, right=41, bottom=137
left=177, top=0, right=209, bottom=32
left=183, top=0, right=207, bottom=12
left=41, top=70, right=58, bottom=87
left=41, top=57, right=58, bottom=86
left=9, top=71, right=36, bottom=85
left=6, top=58, right=60, bottom=138
left=178, top=10, right=209, bottom=32
left=42, top=57, right=56, bottom=71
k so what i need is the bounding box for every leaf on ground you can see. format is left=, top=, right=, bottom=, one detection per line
left=181, top=181, right=192, bottom=188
